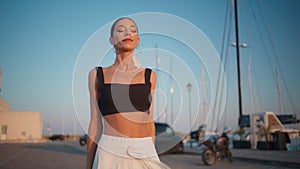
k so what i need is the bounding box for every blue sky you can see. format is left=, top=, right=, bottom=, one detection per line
left=1, top=0, right=300, bottom=134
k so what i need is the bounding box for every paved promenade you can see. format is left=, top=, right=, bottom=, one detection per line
left=1, top=141, right=299, bottom=169
left=67, top=141, right=300, bottom=167
left=185, top=146, right=300, bottom=168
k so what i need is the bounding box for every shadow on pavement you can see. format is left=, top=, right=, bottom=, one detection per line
left=22, top=142, right=86, bottom=155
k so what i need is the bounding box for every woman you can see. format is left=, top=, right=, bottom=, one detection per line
left=86, top=17, right=170, bottom=169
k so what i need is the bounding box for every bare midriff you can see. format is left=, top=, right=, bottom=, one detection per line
left=102, top=111, right=152, bottom=138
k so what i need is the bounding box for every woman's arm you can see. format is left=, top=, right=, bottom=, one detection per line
left=86, top=68, right=103, bottom=169
left=148, top=71, right=157, bottom=143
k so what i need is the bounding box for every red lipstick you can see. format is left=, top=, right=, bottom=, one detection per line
left=122, top=38, right=133, bottom=42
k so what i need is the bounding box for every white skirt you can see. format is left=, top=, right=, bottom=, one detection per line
left=98, top=134, right=170, bottom=169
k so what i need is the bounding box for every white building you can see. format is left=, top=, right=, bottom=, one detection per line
left=0, top=99, right=43, bottom=142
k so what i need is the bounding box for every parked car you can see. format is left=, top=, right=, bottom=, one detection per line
left=78, top=123, right=184, bottom=154
left=79, top=134, right=88, bottom=145
left=155, top=122, right=184, bottom=154
left=49, top=134, right=65, bottom=141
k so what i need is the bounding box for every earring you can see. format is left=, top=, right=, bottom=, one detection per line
left=112, top=48, right=116, bottom=53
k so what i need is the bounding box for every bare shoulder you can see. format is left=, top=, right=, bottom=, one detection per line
left=89, top=67, right=98, bottom=78
left=88, top=68, right=98, bottom=87
left=149, top=69, right=156, bottom=85
left=150, top=69, right=156, bottom=79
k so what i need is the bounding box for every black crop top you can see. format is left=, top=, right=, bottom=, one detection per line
left=96, top=67, right=152, bottom=116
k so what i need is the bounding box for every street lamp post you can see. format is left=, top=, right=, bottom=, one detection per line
left=232, top=42, right=247, bottom=128
left=187, top=83, right=192, bottom=129
left=187, top=83, right=192, bottom=147
left=234, top=0, right=243, bottom=124
left=170, top=86, right=174, bottom=124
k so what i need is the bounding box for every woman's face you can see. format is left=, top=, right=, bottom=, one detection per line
left=110, top=18, right=140, bottom=52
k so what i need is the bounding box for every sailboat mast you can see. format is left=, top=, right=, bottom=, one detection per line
left=275, top=67, right=283, bottom=114
left=155, top=44, right=160, bottom=121
left=0, top=68, right=2, bottom=93
left=201, top=65, right=208, bottom=127
left=234, top=0, right=243, bottom=126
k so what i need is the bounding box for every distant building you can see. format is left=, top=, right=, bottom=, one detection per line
left=240, top=111, right=299, bottom=150
left=0, top=98, right=10, bottom=112
left=0, top=99, right=43, bottom=142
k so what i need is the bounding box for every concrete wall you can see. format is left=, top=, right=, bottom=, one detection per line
left=0, top=112, right=42, bottom=141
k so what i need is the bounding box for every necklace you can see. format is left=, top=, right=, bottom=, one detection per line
left=112, top=56, right=139, bottom=72
left=111, top=65, right=139, bottom=72
left=112, top=63, right=129, bottom=71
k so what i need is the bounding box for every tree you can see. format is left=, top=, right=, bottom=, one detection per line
left=233, top=127, right=251, bottom=148
left=234, top=128, right=246, bottom=141
left=257, top=125, right=271, bottom=142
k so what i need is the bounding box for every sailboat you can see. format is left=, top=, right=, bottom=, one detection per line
left=229, top=0, right=300, bottom=150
